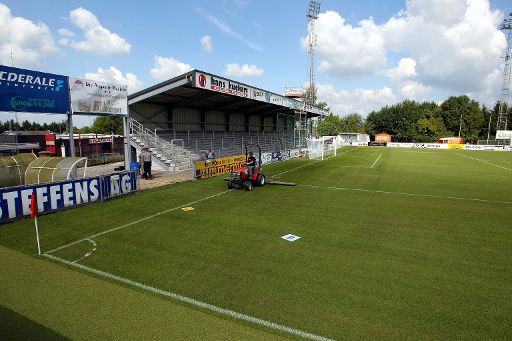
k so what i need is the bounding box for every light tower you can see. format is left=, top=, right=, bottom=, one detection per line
left=496, top=12, right=512, bottom=134
left=306, top=0, right=321, bottom=106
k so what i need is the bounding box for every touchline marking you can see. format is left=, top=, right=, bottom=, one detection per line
left=299, top=184, right=512, bottom=204
left=43, top=253, right=334, bottom=341
left=371, top=154, right=382, bottom=169
left=45, top=190, right=232, bottom=255
left=72, top=239, right=97, bottom=264
left=456, top=152, right=512, bottom=171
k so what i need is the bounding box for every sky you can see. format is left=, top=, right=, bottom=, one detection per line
left=0, top=0, right=511, bottom=127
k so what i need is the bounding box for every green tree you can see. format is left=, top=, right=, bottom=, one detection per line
left=90, top=116, right=123, bottom=135
left=440, top=95, right=483, bottom=142
left=341, top=113, right=365, bottom=133
left=416, top=117, right=448, bottom=142
left=318, top=113, right=343, bottom=136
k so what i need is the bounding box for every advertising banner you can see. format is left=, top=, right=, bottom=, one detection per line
left=69, top=77, right=128, bottom=116
left=261, top=152, right=272, bottom=164
left=496, top=130, right=512, bottom=139
left=101, top=171, right=138, bottom=199
left=194, top=155, right=247, bottom=179
left=195, top=72, right=250, bottom=98
left=250, top=88, right=270, bottom=102
left=0, top=65, right=69, bottom=114
left=269, top=94, right=283, bottom=106
left=448, top=144, right=465, bottom=150
left=0, top=171, right=137, bottom=224
left=290, top=149, right=301, bottom=158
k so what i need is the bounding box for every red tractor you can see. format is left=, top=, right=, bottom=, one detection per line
left=225, top=145, right=266, bottom=191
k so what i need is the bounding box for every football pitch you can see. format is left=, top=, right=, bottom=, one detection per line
left=1, top=147, right=512, bottom=339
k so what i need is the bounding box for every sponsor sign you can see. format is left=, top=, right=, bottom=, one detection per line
left=261, top=152, right=272, bottom=165
left=70, top=77, right=128, bottom=116
left=269, top=94, right=283, bottom=106
left=194, top=154, right=247, bottom=179
left=101, top=171, right=138, bottom=199
left=271, top=151, right=282, bottom=162
left=496, top=130, right=512, bottom=139
left=290, top=149, right=301, bottom=158
left=448, top=144, right=465, bottom=150
left=0, top=171, right=137, bottom=224
left=251, top=88, right=270, bottom=102
left=412, top=143, right=447, bottom=149
left=195, top=72, right=250, bottom=98
left=0, top=65, right=69, bottom=114
left=504, top=146, right=512, bottom=151
left=463, top=145, right=502, bottom=151
left=88, top=137, right=113, bottom=144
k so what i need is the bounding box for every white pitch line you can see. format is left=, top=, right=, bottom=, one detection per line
left=43, top=253, right=334, bottom=341
left=45, top=190, right=232, bottom=255
left=299, top=184, right=512, bottom=204
left=457, top=152, right=512, bottom=171
left=72, top=239, right=97, bottom=264
left=370, top=154, right=382, bottom=169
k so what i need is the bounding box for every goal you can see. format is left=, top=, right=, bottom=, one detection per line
left=307, top=136, right=339, bottom=160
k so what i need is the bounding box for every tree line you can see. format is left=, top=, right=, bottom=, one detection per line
left=0, top=116, right=124, bottom=135
left=318, top=96, right=511, bottom=143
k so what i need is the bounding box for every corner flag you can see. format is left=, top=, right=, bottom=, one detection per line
left=30, top=192, right=38, bottom=219
left=31, top=192, right=41, bottom=255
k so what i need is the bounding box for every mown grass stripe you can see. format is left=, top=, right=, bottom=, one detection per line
left=44, top=253, right=334, bottom=341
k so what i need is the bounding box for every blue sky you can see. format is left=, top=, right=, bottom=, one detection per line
left=0, top=0, right=511, bottom=127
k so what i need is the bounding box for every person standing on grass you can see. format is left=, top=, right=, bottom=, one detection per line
left=140, top=148, right=152, bottom=179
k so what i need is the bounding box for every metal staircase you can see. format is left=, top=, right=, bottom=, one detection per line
left=129, top=118, right=198, bottom=172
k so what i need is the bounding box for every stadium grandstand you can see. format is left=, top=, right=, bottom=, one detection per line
left=127, top=70, right=327, bottom=171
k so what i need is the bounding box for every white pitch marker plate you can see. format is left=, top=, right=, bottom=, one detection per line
left=281, top=234, right=301, bottom=242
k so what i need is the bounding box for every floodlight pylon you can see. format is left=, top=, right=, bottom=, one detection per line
left=496, top=12, right=512, bottom=134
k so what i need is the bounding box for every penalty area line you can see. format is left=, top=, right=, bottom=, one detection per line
left=43, top=253, right=334, bottom=341
left=45, top=190, right=232, bottom=255
left=370, top=154, right=382, bottom=169
left=456, top=152, right=512, bottom=171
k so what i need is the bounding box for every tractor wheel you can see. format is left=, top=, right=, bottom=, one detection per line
left=243, top=181, right=253, bottom=191
left=227, top=181, right=235, bottom=189
left=257, top=174, right=266, bottom=186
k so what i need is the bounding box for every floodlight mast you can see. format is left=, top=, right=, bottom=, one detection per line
left=306, top=0, right=320, bottom=107
left=496, top=12, right=512, bottom=134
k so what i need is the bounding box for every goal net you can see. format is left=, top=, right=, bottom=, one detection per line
left=307, top=136, right=339, bottom=160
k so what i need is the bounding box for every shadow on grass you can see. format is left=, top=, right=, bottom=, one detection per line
left=0, top=304, right=68, bottom=340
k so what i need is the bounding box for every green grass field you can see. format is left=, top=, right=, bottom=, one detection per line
left=1, top=147, right=512, bottom=340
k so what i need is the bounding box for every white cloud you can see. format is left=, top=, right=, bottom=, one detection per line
left=84, top=66, right=143, bottom=94
left=201, top=35, right=213, bottom=52
left=68, top=7, right=131, bottom=55
left=225, top=63, right=264, bottom=77
left=57, top=28, right=75, bottom=38
left=309, top=11, right=386, bottom=77
left=385, top=57, right=417, bottom=81
left=382, top=0, right=505, bottom=94
left=0, top=3, right=58, bottom=67
left=316, top=83, right=397, bottom=116
left=150, top=56, right=193, bottom=81
left=400, top=81, right=431, bottom=100
left=309, top=0, right=506, bottom=108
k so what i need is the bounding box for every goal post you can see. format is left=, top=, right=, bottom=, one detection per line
left=307, top=136, right=340, bottom=160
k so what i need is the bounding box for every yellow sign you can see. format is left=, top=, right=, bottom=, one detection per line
left=448, top=144, right=465, bottom=150
left=194, top=155, right=247, bottom=179
left=181, top=207, right=194, bottom=211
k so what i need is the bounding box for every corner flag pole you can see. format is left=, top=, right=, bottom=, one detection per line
left=31, top=192, right=41, bottom=255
